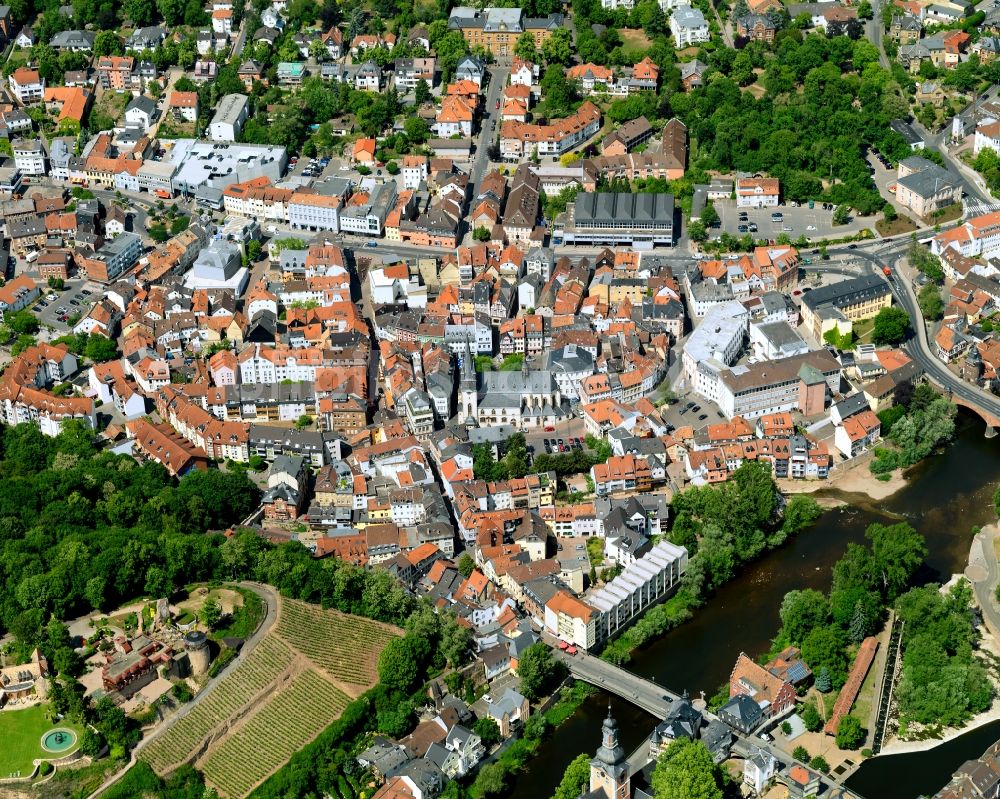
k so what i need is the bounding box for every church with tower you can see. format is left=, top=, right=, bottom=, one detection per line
left=457, top=339, right=567, bottom=430
left=581, top=709, right=654, bottom=799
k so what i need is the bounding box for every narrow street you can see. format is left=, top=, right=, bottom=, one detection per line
left=466, top=64, right=510, bottom=211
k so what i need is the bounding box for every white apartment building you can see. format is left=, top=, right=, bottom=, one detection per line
left=287, top=193, right=340, bottom=232
left=681, top=300, right=748, bottom=400
left=402, top=156, right=428, bottom=191
left=509, top=61, right=536, bottom=87
left=499, top=102, right=601, bottom=160
left=670, top=5, right=710, bottom=48
left=12, top=139, right=45, bottom=175
left=544, top=590, right=598, bottom=650
left=402, top=388, right=435, bottom=438
left=932, top=210, right=1000, bottom=258
left=339, top=181, right=397, bottom=236
left=9, top=68, right=44, bottom=104
left=587, top=540, right=688, bottom=642
left=238, top=345, right=322, bottom=384
left=209, top=93, right=249, bottom=142
left=974, top=120, right=1000, bottom=156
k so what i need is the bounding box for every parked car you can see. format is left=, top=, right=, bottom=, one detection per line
left=738, top=224, right=748, bottom=233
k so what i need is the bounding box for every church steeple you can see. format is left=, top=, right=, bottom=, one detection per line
left=459, top=338, right=478, bottom=427
left=590, top=705, right=630, bottom=799
left=596, top=706, right=625, bottom=766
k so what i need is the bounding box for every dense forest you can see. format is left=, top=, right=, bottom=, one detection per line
left=0, top=422, right=258, bottom=642
left=0, top=421, right=446, bottom=651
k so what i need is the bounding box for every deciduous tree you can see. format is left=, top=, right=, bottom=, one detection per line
left=651, top=738, right=723, bottom=799
left=835, top=715, right=866, bottom=749
left=872, top=306, right=910, bottom=345
left=516, top=643, right=566, bottom=700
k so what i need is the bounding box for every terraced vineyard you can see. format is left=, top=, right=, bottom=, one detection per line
left=200, top=669, right=350, bottom=798
left=143, top=635, right=294, bottom=775
left=275, top=598, right=402, bottom=690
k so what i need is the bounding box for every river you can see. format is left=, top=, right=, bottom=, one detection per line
left=508, top=411, right=1000, bottom=799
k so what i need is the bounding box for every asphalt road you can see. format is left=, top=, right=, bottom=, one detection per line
left=831, top=240, right=1000, bottom=422
left=467, top=65, right=510, bottom=209
left=969, top=526, right=1000, bottom=639
left=869, top=0, right=889, bottom=69
left=916, top=119, right=992, bottom=204
left=553, top=647, right=674, bottom=717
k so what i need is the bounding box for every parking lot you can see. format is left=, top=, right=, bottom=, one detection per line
left=713, top=201, right=873, bottom=241
left=534, top=434, right=587, bottom=457
left=668, top=398, right=727, bottom=428
left=31, top=277, right=97, bottom=333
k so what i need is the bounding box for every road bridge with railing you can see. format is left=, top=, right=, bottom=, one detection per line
left=556, top=648, right=867, bottom=798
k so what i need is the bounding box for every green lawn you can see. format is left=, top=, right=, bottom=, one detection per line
left=852, top=317, right=876, bottom=344
left=849, top=644, right=881, bottom=739
left=619, top=28, right=652, bottom=49
left=0, top=704, right=83, bottom=778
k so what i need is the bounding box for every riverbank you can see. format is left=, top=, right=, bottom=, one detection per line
left=879, top=702, right=1000, bottom=756
left=777, top=455, right=908, bottom=504
left=875, top=553, right=1000, bottom=758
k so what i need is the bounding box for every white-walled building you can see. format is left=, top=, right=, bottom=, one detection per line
left=209, top=94, right=249, bottom=142
left=932, top=210, right=1000, bottom=258
left=12, top=139, right=45, bottom=175
left=670, top=6, right=710, bottom=48
left=748, top=320, right=809, bottom=361
left=587, top=540, right=688, bottom=643
left=288, top=193, right=340, bottom=232
left=544, top=590, right=598, bottom=650
left=681, top=300, right=749, bottom=403
left=736, top=177, right=780, bottom=208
